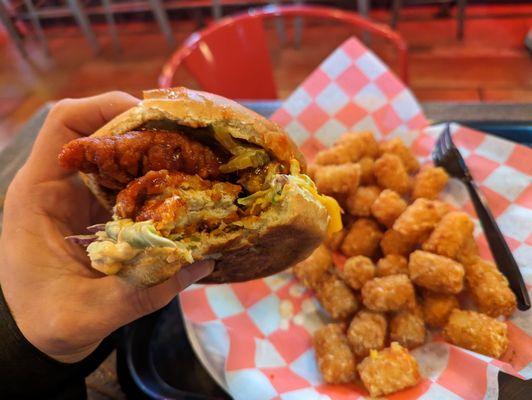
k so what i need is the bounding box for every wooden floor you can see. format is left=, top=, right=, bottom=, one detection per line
left=0, top=3, right=531, bottom=150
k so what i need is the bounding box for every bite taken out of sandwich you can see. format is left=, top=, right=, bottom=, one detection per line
left=58, top=87, right=341, bottom=287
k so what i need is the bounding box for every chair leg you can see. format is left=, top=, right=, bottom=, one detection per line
left=102, top=0, right=121, bottom=52
left=147, top=0, right=175, bottom=47
left=357, top=0, right=369, bottom=18
left=391, top=0, right=402, bottom=29
left=211, top=0, right=222, bottom=20
left=66, top=0, right=100, bottom=53
left=22, top=0, right=49, bottom=54
left=293, top=0, right=304, bottom=49
left=273, top=0, right=285, bottom=45
left=357, top=0, right=371, bottom=44
left=0, top=1, right=28, bottom=58
left=294, top=16, right=303, bottom=48
left=456, top=0, right=466, bottom=40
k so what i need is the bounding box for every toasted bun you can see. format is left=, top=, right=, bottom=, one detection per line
left=81, top=87, right=327, bottom=286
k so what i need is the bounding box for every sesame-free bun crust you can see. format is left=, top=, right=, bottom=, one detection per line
left=80, top=87, right=327, bottom=286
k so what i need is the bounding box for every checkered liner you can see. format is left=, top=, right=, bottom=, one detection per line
left=180, top=37, right=532, bottom=399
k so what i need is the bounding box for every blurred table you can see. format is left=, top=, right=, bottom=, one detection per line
left=0, top=100, right=531, bottom=399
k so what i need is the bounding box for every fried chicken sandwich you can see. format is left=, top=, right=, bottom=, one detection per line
left=59, top=88, right=341, bottom=286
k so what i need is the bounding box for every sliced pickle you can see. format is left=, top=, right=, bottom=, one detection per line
left=220, top=149, right=270, bottom=173
left=213, top=125, right=271, bottom=173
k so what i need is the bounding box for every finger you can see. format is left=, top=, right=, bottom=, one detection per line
left=24, top=91, right=139, bottom=183
left=47, top=91, right=140, bottom=136
left=141, top=260, right=215, bottom=311
left=94, top=260, right=214, bottom=328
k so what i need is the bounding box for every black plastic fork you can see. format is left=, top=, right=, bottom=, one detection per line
left=433, top=123, right=530, bottom=311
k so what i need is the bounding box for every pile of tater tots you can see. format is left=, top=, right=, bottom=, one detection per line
left=294, top=131, right=517, bottom=398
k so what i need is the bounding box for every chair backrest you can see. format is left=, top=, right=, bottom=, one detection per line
left=159, top=5, right=409, bottom=99
left=179, top=16, right=277, bottom=99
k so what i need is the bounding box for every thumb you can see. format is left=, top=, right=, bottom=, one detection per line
left=144, top=260, right=215, bottom=311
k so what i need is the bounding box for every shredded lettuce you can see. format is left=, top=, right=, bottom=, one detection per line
left=102, top=219, right=177, bottom=248
left=65, top=234, right=98, bottom=246
left=119, top=220, right=177, bottom=248
left=86, top=223, right=106, bottom=233
left=237, top=187, right=274, bottom=207
left=105, top=220, right=125, bottom=241
left=237, top=175, right=288, bottom=214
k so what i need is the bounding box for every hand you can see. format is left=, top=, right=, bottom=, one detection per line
left=0, top=92, right=214, bottom=364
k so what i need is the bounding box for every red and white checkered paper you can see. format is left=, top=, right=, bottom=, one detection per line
left=180, top=37, right=532, bottom=399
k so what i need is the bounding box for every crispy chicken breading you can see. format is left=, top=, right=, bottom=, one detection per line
left=115, top=170, right=241, bottom=235
left=59, top=130, right=224, bottom=189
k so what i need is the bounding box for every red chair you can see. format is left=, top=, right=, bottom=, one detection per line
left=159, top=5, right=408, bottom=99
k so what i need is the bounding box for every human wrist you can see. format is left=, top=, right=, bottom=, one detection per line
left=8, top=292, right=101, bottom=364
left=0, top=240, right=98, bottom=364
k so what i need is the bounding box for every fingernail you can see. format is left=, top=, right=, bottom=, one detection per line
left=178, top=260, right=214, bottom=289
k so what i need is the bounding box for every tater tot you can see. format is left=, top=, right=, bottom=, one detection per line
left=376, top=254, right=409, bottom=277
left=371, top=189, right=408, bottom=227
left=380, top=229, right=415, bottom=256
left=465, top=259, right=517, bottom=317
left=409, top=250, right=465, bottom=294
left=324, top=229, right=347, bottom=252
left=341, top=218, right=383, bottom=258
left=443, top=310, right=508, bottom=358
left=357, top=342, right=420, bottom=397
left=293, top=245, right=332, bottom=289
left=315, top=145, right=354, bottom=165
left=457, top=234, right=480, bottom=267
left=335, top=131, right=380, bottom=159
left=314, top=163, right=361, bottom=196
left=374, top=154, right=411, bottom=195
left=362, top=275, right=415, bottom=312
left=306, top=163, right=318, bottom=181
left=412, top=166, right=449, bottom=200
left=422, top=211, right=474, bottom=259
left=379, top=137, right=420, bottom=173
left=316, top=273, right=358, bottom=320
left=314, top=323, right=357, bottom=383
left=358, top=156, right=375, bottom=185
left=421, top=292, right=459, bottom=328
left=393, top=198, right=450, bottom=242
left=345, top=185, right=381, bottom=217
left=340, top=256, right=376, bottom=290
left=347, top=310, right=387, bottom=357
left=390, top=307, right=426, bottom=349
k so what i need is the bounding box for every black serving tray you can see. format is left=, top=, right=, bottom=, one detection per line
left=452, top=121, right=532, bottom=146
